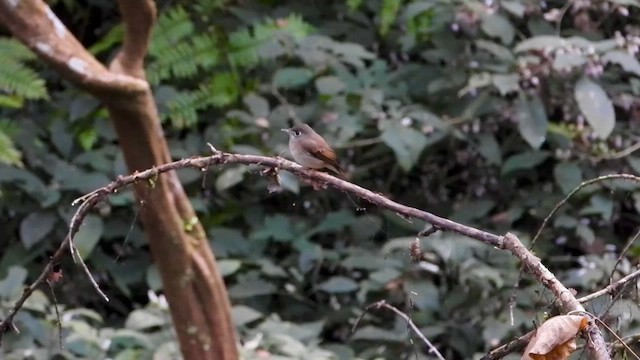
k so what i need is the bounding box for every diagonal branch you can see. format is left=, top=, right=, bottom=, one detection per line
left=0, top=151, right=612, bottom=359
left=0, top=0, right=148, bottom=94
left=111, top=0, right=156, bottom=79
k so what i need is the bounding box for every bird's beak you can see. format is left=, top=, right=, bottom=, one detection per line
left=281, top=128, right=291, bottom=134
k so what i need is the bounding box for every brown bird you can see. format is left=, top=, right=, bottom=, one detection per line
left=281, top=123, right=344, bottom=177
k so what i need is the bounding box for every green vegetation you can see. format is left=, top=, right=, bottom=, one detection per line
left=2, top=0, right=640, bottom=359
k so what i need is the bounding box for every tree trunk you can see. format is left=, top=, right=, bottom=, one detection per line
left=0, top=1, right=239, bottom=359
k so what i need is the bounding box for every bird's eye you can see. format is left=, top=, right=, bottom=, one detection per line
left=294, top=130, right=301, bottom=136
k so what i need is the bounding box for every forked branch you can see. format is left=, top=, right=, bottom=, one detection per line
left=0, top=150, right=612, bottom=359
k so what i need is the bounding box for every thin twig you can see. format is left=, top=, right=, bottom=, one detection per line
left=569, top=310, right=640, bottom=360
left=578, top=268, right=640, bottom=303
left=46, top=280, right=63, bottom=350
left=611, top=227, right=640, bottom=279
left=352, top=300, right=445, bottom=360
left=594, top=139, right=640, bottom=161
left=531, top=174, right=640, bottom=249
left=480, top=330, right=535, bottom=360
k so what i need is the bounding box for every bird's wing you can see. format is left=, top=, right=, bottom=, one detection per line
left=306, top=136, right=344, bottom=175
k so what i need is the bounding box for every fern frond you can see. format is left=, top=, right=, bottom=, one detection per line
left=0, top=38, right=36, bottom=61
left=165, top=90, right=207, bottom=128
left=0, top=38, right=47, bottom=102
left=89, top=24, right=124, bottom=55
left=0, top=119, right=22, bottom=166
left=150, top=7, right=195, bottom=56
left=0, top=58, right=48, bottom=100
left=228, top=14, right=313, bottom=68
left=164, top=72, right=240, bottom=128
left=147, top=7, right=219, bottom=84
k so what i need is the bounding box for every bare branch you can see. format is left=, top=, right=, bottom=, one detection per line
left=352, top=300, right=445, bottom=360
left=531, top=174, right=640, bottom=248
left=611, top=227, right=640, bottom=279
left=111, top=0, right=157, bottom=78
left=0, top=151, right=613, bottom=358
left=480, top=330, right=535, bottom=360
left=0, top=0, right=148, bottom=94
left=578, top=268, right=640, bottom=303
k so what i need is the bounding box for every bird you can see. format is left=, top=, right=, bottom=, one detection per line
left=281, top=123, right=345, bottom=177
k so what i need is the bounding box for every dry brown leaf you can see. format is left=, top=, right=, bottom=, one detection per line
left=521, top=315, right=588, bottom=360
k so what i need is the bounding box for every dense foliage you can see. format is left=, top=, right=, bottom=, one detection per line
left=2, top=0, right=640, bottom=359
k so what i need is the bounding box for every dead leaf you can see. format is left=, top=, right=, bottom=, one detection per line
left=521, top=315, right=588, bottom=360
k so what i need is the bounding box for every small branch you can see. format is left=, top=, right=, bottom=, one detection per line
left=578, top=268, right=640, bottom=303
left=111, top=0, right=156, bottom=78
left=418, top=225, right=440, bottom=237
left=610, top=227, right=640, bottom=278
left=594, top=138, right=640, bottom=161
left=46, top=280, right=63, bottom=350
left=480, top=330, right=535, bottom=360
left=352, top=300, right=445, bottom=360
left=499, top=233, right=610, bottom=359
left=531, top=174, right=640, bottom=248
left=0, top=192, right=107, bottom=345
left=0, top=151, right=611, bottom=359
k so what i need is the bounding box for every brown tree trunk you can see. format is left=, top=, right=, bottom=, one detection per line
left=0, top=1, right=239, bottom=359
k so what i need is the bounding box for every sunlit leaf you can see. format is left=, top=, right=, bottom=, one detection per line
left=381, top=123, right=428, bottom=171
left=516, top=93, right=548, bottom=148
left=574, top=77, right=615, bottom=139
left=20, top=211, right=57, bottom=249
left=273, top=67, right=314, bottom=88
left=318, top=276, right=358, bottom=293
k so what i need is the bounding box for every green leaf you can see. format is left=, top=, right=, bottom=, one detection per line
left=309, top=210, right=355, bottom=234
left=514, top=35, right=564, bottom=52
left=125, top=309, right=167, bottom=330
left=0, top=127, right=21, bottom=166
left=252, top=215, right=295, bottom=242
left=553, top=162, right=583, bottom=194
left=315, top=76, right=345, bottom=95
left=581, top=194, right=614, bottom=221
left=478, top=134, right=502, bottom=165
left=145, top=265, right=162, bottom=291
left=215, top=165, right=247, bottom=191
left=492, top=74, right=519, bottom=95
left=77, top=128, right=98, bottom=151
left=481, top=13, right=515, bottom=45
left=208, top=72, right=239, bottom=107
left=381, top=124, right=428, bottom=171
left=603, top=50, right=640, bottom=76
left=552, top=53, right=586, bottom=71
left=516, top=93, right=548, bottom=148
left=243, top=93, right=270, bottom=118
left=20, top=211, right=57, bottom=249
left=273, top=67, right=314, bottom=89
left=0, top=266, right=27, bottom=299
left=73, top=215, right=104, bottom=259
left=379, top=0, right=401, bottom=35
left=232, top=305, right=263, bottom=327
left=229, top=278, right=277, bottom=298
left=574, top=77, right=615, bottom=139
left=318, top=276, right=358, bottom=293
left=501, top=151, right=550, bottom=175
left=218, top=259, right=242, bottom=277
left=476, top=40, right=514, bottom=61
